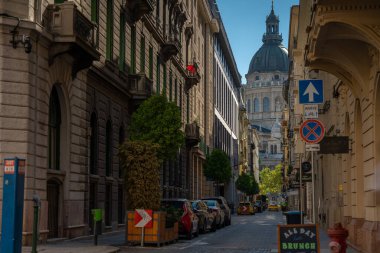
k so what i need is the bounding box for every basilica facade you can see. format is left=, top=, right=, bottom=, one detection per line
left=243, top=5, right=288, bottom=170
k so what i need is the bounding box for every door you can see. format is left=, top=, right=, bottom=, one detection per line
left=47, top=180, right=60, bottom=238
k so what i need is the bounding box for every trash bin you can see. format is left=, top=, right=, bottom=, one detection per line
left=284, top=211, right=304, bottom=224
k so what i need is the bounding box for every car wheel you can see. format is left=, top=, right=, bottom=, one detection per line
left=211, top=220, right=217, bottom=232
left=194, top=224, right=199, bottom=237
left=187, top=226, right=193, bottom=240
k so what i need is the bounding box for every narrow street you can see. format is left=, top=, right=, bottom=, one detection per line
left=120, top=212, right=285, bottom=253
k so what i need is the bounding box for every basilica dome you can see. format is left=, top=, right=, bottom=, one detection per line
left=247, top=7, right=289, bottom=74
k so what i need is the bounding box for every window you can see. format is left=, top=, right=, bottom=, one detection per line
left=162, top=63, right=167, bottom=95
left=254, top=98, right=260, bottom=112
left=255, top=75, right=260, bottom=80
left=140, top=36, right=145, bottom=72
left=119, top=12, right=126, bottom=71
left=90, top=113, right=98, bottom=174
left=174, top=78, right=178, bottom=104
left=91, top=0, right=99, bottom=47
left=148, top=46, right=153, bottom=79
left=105, top=120, right=112, bottom=177
left=263, top=97, right=270, bottom=112
left=274, top=74, right=279, bottom=80
left=169, top=71, right=173, bottom=101
left=118, top=185, right=124, bottom=224
left=156, top=55, right=160, bottom=93
left=105, top=184, right=112, bottom=226
left=130, top=26, right=136, bottom=73
left=118, top=126, right=125, bottom=178
left=48, top=86, right=61, bottom=170
left=106, top=0, right=114, bottom=61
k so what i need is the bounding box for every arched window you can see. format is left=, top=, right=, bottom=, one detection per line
left=274, top=145, right=277, bottom=154
left=49, top=86, right=61, bottom=170
left=247, top=99, right=251, bottom=113
left=106, top=120, right=112, bottom=177
left=254, top=98, right=260, bottom=112
left=263, top=97, right=270, bottom=112
left=90, top=112, right=98, bottom=175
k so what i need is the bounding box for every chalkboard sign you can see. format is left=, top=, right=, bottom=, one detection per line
left=278, top=224, right=320, bottom=253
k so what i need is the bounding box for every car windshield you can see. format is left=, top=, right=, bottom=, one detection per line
left=191, top=202, right=198, bottom=209
left=204, top=200, right=217, bottom=207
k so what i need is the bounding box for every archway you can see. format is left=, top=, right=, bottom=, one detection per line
left=354, top=100, right=364, bottom=219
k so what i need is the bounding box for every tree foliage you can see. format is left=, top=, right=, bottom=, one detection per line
left=236, top=173, right=260, bottom=195
left=119, top=140, right=161, bottom=210
left=204, top=149, right=232, bottom=183
left=128, top=95, right=184, bottom=160
left=259, top=164, right=283, bottom=195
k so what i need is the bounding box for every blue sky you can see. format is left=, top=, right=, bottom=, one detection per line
left=216, top=0, right=299, bottom=83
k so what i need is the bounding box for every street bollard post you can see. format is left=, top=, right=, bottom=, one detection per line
left=31, top=195, right=41, bottom=253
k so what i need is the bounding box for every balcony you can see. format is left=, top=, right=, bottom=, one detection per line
left=43, top=2, right=100, bottom=78
left=185, top=123, right=200, bottom=147
left=125, top=0, right=155, bottom=23
left=161, top=32, right=181, bottom=62
left=185, top=62, right=201, bottom=91
left=128, top=73, right=153, bottom=109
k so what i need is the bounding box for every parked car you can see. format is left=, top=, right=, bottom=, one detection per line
left=268, top=201, right=280, bottom=211
left=254, top=200, right=263, bottom=213
left=237, top=202, right=255, bottom=215
left=203, top=199, right=225, bottom=228
left=191, top=200, right=216, bottom=233
left=202, top=196, right=231, bottom=226
left=161, top=199, right=199, bottom=239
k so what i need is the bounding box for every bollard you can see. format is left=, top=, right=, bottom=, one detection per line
left=327, top=223, right=349, bottom=253
left=31, top=195, right=40, bottom=253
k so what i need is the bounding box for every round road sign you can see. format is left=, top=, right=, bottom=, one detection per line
left=300, top=119, right=325, bottom=144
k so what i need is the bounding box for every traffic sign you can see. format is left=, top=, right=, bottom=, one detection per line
left=299, top=79, right=323, bottom=104
left=306, top=143, right=320, bottom=152
left=304, top=104, right=318, bottom=119
left=134, top=209, right=153, bottom=228
left=300, top=119, right=325, bottom=144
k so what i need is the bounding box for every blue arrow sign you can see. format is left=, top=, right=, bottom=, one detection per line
left=299, top=79, right=324, bottom=104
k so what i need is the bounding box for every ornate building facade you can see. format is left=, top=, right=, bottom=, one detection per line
left=0, top=0, right=218, bottom=244
left=286, top=0, right=380, bottom=252
left=243, top=5, right=288, bottom=170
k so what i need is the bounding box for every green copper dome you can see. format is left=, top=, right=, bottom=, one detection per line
left=248, top=7, right=289, bottom=74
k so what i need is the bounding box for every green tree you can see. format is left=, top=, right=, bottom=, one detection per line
left=236, top=173, right=252, bottom=194
left=129, top=95, right=184, bottom=160
left=204, top=149, right=232, bottom=184
left=236, top=173, right=260, bottom=196
left=119, top=140, right=161, bottom=210
left=259, top=164, right=283, bottom=194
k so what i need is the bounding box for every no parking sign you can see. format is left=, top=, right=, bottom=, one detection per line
left=300, top=120, right=325, bottom=144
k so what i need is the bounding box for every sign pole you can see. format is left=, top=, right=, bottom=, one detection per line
left=312, top=151, right=316, bottom=224
left=141, top=227, right=144, bottom=247
left=300, top=154, right=303, bottom=224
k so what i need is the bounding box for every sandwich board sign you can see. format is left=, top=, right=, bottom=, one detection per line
left=278, top=224, right=320, bottom=253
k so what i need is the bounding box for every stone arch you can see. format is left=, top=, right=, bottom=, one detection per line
left=307, top=21, right=379, bottom=98
left=353, top=99, right=364, bottom=219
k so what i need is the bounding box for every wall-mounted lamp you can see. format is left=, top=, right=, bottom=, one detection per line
left=1, top=13, right=32, bottom=54
left=333, top=82, right=343, bottom=98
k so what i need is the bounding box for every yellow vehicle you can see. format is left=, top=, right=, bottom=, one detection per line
left=237, top=202, right=255, bottom=215
left=268, top=201, right=280, bottom=211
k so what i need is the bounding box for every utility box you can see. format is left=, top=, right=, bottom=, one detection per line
left=0, top=158, right=26, bottom=253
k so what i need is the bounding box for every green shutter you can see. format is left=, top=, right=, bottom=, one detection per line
left=131, top=26, right=136, bottom=74
left=174, top=78, right=178, bottom=104
left=91, top=0, right=98, bottom=22
left=149, top=46, right=153, bottom=79
left=106, top=0, right=114, bottom=61
left=169, top=71, right=173, bottom=101
left=156, top=56, right=160, bottom=93
left=162, top=64, right=167, bottom=95
left=119, top=12, right=126, bottom=71
left=140, top=36, right=145, bottom=72
left=55, top=0, right=64, bottom=3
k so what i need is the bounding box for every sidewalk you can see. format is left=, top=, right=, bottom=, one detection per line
left=22, top=231, right=123, bottom=253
